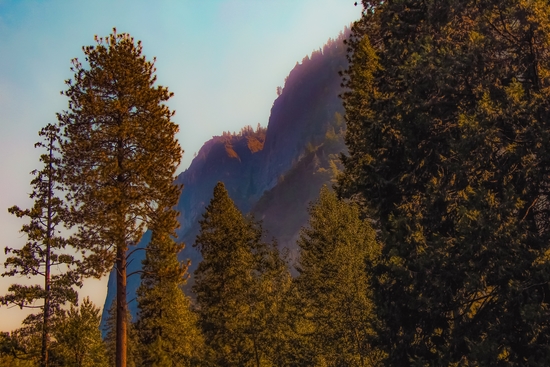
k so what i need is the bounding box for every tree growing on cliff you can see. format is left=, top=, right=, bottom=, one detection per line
left=58, top=29, right=182, bottom=367
left=1, top=124, right=79, bottom=367
left=339, top=1, right=550, bottom=365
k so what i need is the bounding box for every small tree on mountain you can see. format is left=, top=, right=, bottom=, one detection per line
left=0, top=124, right=79, bottom=367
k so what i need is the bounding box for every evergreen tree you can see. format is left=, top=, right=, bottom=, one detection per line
left=58, top=29, right=182, bottom=367
left=1, top=124, right=79, bottom=367
left=136, top=207, right=204, bottom=367
left=193, top=182, right=290, bottom=366
left=52, top=297, right=108, bottom=367
left=295, top=186, right=382, bottom=366
left=245, top=237, right=293, bottom=367
left=340, top=1, right=550, bottom=365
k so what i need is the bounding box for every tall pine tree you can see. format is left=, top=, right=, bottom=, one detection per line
left=104, top=298, right=140, bottom=367
left=58, top=29, right=182, bottom=367
left=340, top=1, right=550, bottom=365
left=1, top=124, right=79, bottom=367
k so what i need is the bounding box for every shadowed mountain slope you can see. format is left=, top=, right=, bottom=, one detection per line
left=101, top=28, right=350, bottom=327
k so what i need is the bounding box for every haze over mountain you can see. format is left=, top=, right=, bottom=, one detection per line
left=102, top=29, right=350, bottom=325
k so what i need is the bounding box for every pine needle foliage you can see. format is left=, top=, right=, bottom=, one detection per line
left=1, top=124, right=79, bottom=367
left=193, top=182, right=291, bottom=367
left=136, top=207, right=204, bottom=367
left=340, top=1, right=550, bottom=365
left=0, top=328, right=39, bottom=366
left=53, top=297, right=108, bottom=367
left=295, top=186, right=382, bottom=367
left=57, top=29, right=182, bottom=367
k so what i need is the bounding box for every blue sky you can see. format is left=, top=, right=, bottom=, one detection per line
left=0, top=0, right=362, bottom=331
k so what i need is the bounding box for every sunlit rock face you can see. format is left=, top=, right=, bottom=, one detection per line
left=101, top=30, right=350, bottom=331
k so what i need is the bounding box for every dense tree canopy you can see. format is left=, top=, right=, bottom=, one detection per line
left=295, top=186, right=381, bottom=366
left=339, top=1, right=550, bottom=365
left=53, top=297, right=108, bottom=367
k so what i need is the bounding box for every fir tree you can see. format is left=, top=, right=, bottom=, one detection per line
left=58, top=29, right=182, bottom=367
left=193, top=182, right=290, bottom=366
left=340, top=1, right=550, bottom=365
left=1, top=124, right=79, bottom=367
left=136, top=207, right=204, bottom=367
left=295, top=186, right=382, bottom=366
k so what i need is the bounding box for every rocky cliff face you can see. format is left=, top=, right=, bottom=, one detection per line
left=102, top=29, right=350, bottom=328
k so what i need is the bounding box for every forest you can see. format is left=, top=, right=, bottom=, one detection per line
left=4, top=0, right=550, bottom=366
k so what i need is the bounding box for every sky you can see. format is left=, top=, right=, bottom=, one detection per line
left=0, top=0, right=362, bottom=332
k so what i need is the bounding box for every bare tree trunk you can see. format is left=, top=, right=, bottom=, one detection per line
left=253, top=335, right=260, bottom=367
left=41, top=243, right=51, bottom=367
left=41, top=137, right=54, bottom=367
left=116, top=244, right=128, bottom=367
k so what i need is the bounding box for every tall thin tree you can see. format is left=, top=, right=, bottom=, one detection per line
left=193, top=182, right=290, bottom=366
left=1, top=124, right=79, bottom=367
left=295, top=186, right=381, bottom=366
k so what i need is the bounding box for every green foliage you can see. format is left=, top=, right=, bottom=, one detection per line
left=295, top=186, right=383, bottom=366
left=340, top=1, right=550, bottom=365
left=0, top=299, right=107, bottom=367
left=0, top=331, right=34, bottom=366
left=58, top=28, right=182, bottom=367
left=136, top=207, right=204, bottom=366
left=193, top=182, right=291, bottom=366
left=1, top=123, right=79, bottom=367
left=52, top=297, right=108, bottom=367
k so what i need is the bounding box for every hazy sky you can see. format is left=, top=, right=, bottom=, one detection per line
left=0, top=0, right=362, bottom=332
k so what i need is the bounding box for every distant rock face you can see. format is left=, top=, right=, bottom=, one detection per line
left=101, top=29, right=351, bottom=330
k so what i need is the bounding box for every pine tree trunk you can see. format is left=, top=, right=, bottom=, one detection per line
left=41, top=250, right=50, bottom=367
left=116, top=244, right=128, bottom=367
left=41, top=138, right=54, bottom=367
left=253, top=334, right=260, bottom=367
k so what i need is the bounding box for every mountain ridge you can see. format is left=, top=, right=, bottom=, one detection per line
left=101, top=28, right=351, bottom=328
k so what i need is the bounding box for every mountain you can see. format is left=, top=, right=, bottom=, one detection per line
left=101, top=28, right=350, bottom=328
